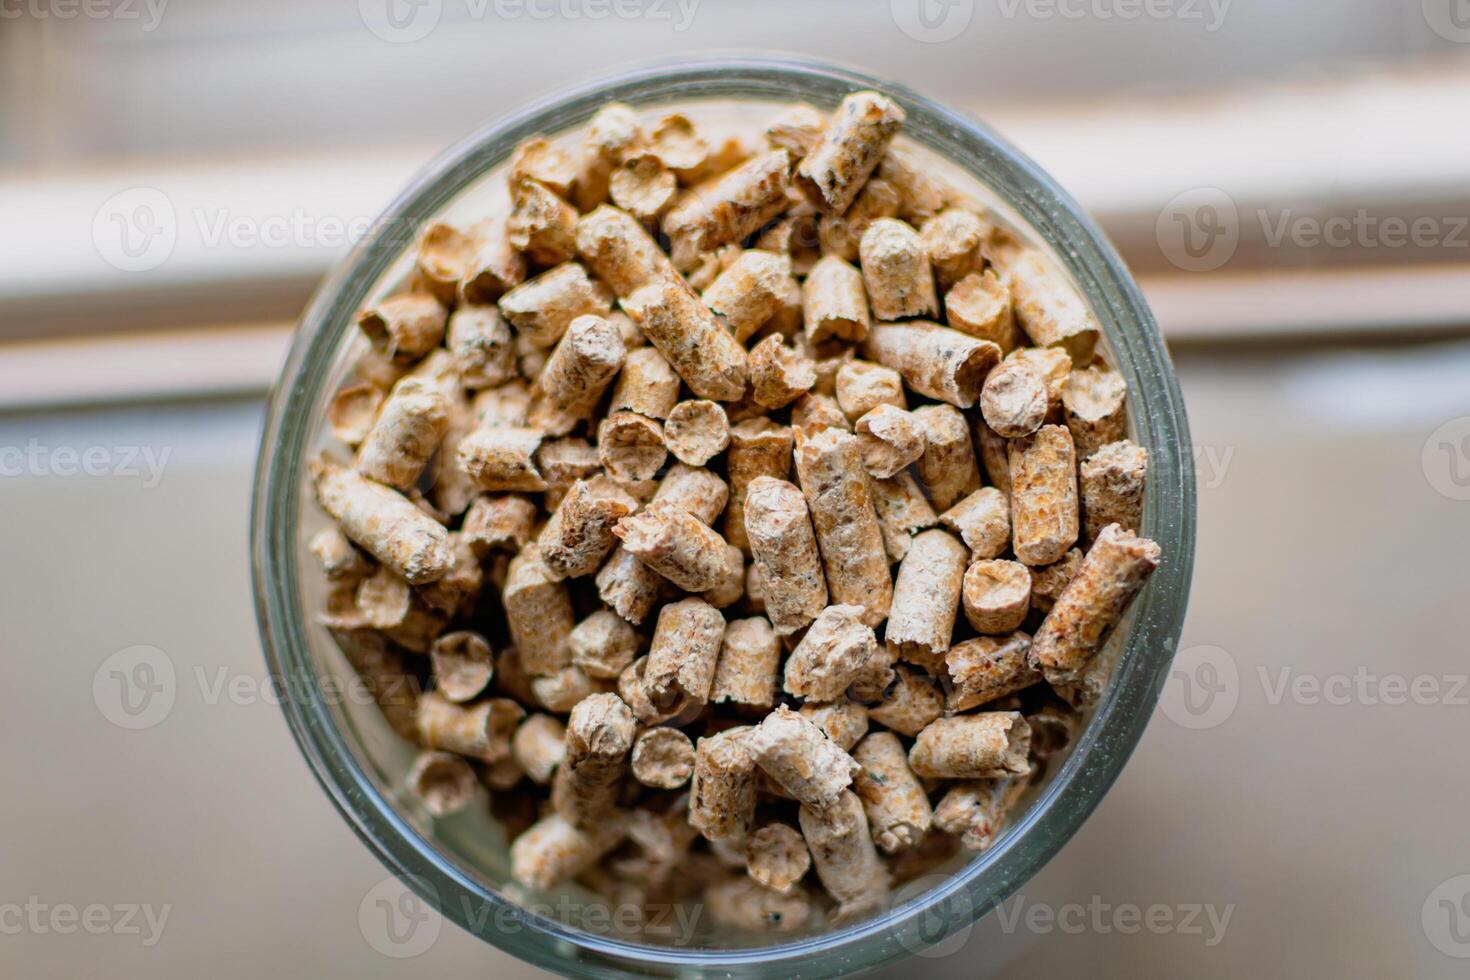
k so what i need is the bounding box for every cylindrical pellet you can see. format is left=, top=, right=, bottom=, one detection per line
left=724, top=419, right=793, bottom=553
left=946, top=632, right=1039, bottom=713
left=834, top=359, right=905, bottom=421
left=852, top=731, right=933, bottom=853
left=747, top=334, right=817, bottom=410
left=863, top=321, right=1000, bottom=409
left=615, top=499, right=732, bottom=593
left=510, top=812, right=627, bottom=891
left=795, top=91, right=905, bottom=215
left=990, top=244, right=1099, bottom=364
left=919, top=208, right=986, bottom=292
left=651, top=462, right=729, bottom=525
left=461, top=494, right=537, bottom=556
left=859, top=218, right=938, bottom=321
left=498, top=261, right=610, bottom=348
left=597, top=410, right=668, bottom=483
left=745, top=822, right=812, bottom=895
left=711, top=616, right=780, bottom=709
left=946, top=269, right=1020, bottom=351
left=912, top=403, right=982, bottom=514
left=867, top=665, right=943, bottom=737
left=662, top=149, right=791, bottom=270
left=798, top=699, right=869, bottom=752
left=446, top=305, right=517, bottom=390
left=310, top=458, right=450, bottom=585
left=458, top=425, right=548, bottom=492
left=526, top=314, right=627, bottom=436
left=416, top=691, right=524, bottom=764
left=853, top=404, right=926, bottom=479
left=980, top=359, right=1048, bottom=439
left=792, top=427, right=893, bottom=628
left=631, top=727, right=696, bottom=789
left=596, top=545, right=664, bottom=626
left=643, top=596, right=726, bottom=713
left=962, top=559, right=1033, bottom=635
left=1080, top=439, right=1147, bottom=541
left=503, top=549, right=574, bottom=675
left=802, top=254, right=871, bottom=344
left=702, top=249, right=791, bottom=342
left=1008, top=424, right=1080, bottom=567
left=867, top=472, right=939, bottom=564
left=908, top=712, right=1031, bottom=779
left=940, top=487, right=1011, bottom=559
left=537, top=479, right=635, bottom=580
left=551, top=693, right=636, bottom=827
left=406, top=751, right=477, bottom=817
left=1063, top=366, right=1129, bottom=459
left=782, top=604, right=884, bottom=702
left=690, top=726, right=758, bottom=842
left=507, top=178, right=578, bottom=266
left=885, top=529, right=968, bottom=673
left=623, top=279, right=748, bottom=402
left=742, top=476, right=828, bottom=636
left=356, top=293, right=446, bottom=360
left=664, top=399, right=731, bottom=466
left=747, top=705, right=860, bottom=811
left=933, top=778, right=1024, bottom=851
left=429, top=630, right=494, bottom=703
left=512, top=713, right=566, bottom=784
left=608, top=346, right=680, bottom=420
left=356, top=378, right=450, bottom=491
left=576, top=204, right=682, bottom=297
left=798, top=790, right=890, bottom=921
left=568, top=609, right=642, bottom=680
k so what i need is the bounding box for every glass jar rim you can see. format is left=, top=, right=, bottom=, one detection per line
left=251, top=52, right=1197, bottom=978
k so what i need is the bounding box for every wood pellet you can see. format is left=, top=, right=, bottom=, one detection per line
left=309, top=92, right=1163, bottom=935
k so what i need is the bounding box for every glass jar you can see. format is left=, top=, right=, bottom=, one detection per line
left=251, top=54, right=1196, bottom=978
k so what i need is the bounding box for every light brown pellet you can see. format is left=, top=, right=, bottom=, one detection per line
left=507, top=178, right=578, bottom=266
left=834, top=359, right=905, bottom=421
left=939, top=488, right=1010, bottom=560
left=503, top=549, right=574, bottom=675
left=701, top=543, right=746, bottom=610
left=745, top=822, right=812, bottom=895
left=429, top=630, right=494, bottom=703
left=509, top=136, right=578, bottom=198
left=643, top=597, right=727, bottom=713
left=885, top=529, right=968, bottom=673
left=461, top=494, right=537, bottom=557
left=646, top=113, right=709, bottom=180
left=615, top=656, right=676, bottom=726
left=662, top=149, right=792, bottom=270
left=961, top=560, right=1033, bottom=635
left=512, top=714, right=566, bottom=784
left=790, top=393, right=851, bottom=436
left=651, top=462, right=729, bottom=525
left=933, top=778, right=1024, bottom=851
left=357, top=293, right=447, bottom=361
left=606, top=346, right=679, bottom=422
left=415, top=222, right=477, bottom=304
left=551, top=692, right=635, bottom=826
left=748, top=705, right=860, bottom=811
left=704, top=876, right=814, bottom=934
left=867, top=665, right=943, bottom=737
left=573, top=103, right=645, bottom=211
left=526, top=314, right=626, bottom=436
left=991, top=244, right=1099, bottom=364
left=460, top=221, right=527, bottom=305
left=690, top=726, right=758, bottom=842
left=908, top=712, right=1031, bottom=779
left=631, top=728, right=696, bottom=789
left=596, top=410, right=668, bottom=483
left=724, top=419, right=793, bottom=553
left=975, top=417, right=1012, bottom=497
left=946, top=632, right=1040, bottom=712
left=311, top=458, right=450, bottom=586
left=472, top=379, right=531, bottom=428
left=498, top=262, right=611, bottom=349
left=852, top=732, right=933, bottom=853
left=1064, top=366, right=1130, bottom=460
left=702, top=249, right=790, bottom=342
left=664, top=400, right=731, bottom=466
left=868, top=473, right=939, bottom=563
left=920, top=208, right=986, bottom=292
left=417, top=691, right=524, bottom=764
left=946, top=269, right=1020, bottom=352
left=1007, top=346, right=1072, bottom=424
left=795, top=91, right=905, bottom=216
left=623, top=279, right=747, bottom=402
left=859, top=218, right=938, bottom=321
left=1080, top=439, right=1147, bottom=540
left=802, top=254, right=871, bottom=344
left=798, top=790, right=890, bottom=920
left=853, top=405, right=926, bottom=479
left=1008, top=424, right=1080, bottom=567
left=445, top=305, right=517, bottom=390
left=877, top=147, right=951, bottom=224
left=309, top=526, right=373, bottom=582
left=818, top=177, right=901, bottom=263
left=1030, top=523, right=1161, bottom=682
left=1029, top=547, right=1083, bottom=614
left=741, top=476, right=828, bottom=636
left=354, top=378, right=450, bottom=491
left=747, top=334, right=817, bottom=411
left=783, top=604, right=884, bottom=702
left=537, top=479, right=635, bottom=580
left=912, top=403, right=982, bottom=512
left=793, top=427, right=893, bottom=628
left=596, top=545, right=664, bottom=626
left=511, top=812, right=627, bottom=891
left=711, top=616, right=780, bottom=709
left=407, top=751, right=478, bottom=817
left=980, top=359, right=1048, bottom=439
left=568, top=609, right=642, bottom=680
left=615, top=499, right=731, bottom=593
left=864, top=322, right=999, bottom=409
left=576, top=204, right=682, bottom=297
left=326, top=381, right=383, bottom=447
left=609, top=154, right=678, bottom=224
left=457, top=426, right=547, bottom=492
left=799, top=699, right=870, bottom=752
left=765, top=103, right=826, bottom=160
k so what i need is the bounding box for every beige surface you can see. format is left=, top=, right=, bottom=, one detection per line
left=0, top=341, right=1467, bottom=977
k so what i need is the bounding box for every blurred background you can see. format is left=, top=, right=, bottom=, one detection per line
left=2, top=1, right=1468, bottom=977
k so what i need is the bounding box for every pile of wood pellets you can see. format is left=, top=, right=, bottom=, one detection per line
left=309, top=90, right=1161, bottom=936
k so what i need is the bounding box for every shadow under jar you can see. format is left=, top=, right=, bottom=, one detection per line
left=252, top=54, right=1196, bottom=980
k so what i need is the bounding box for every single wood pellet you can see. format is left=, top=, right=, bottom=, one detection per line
left=313, top=93, right=1164, bottom=931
